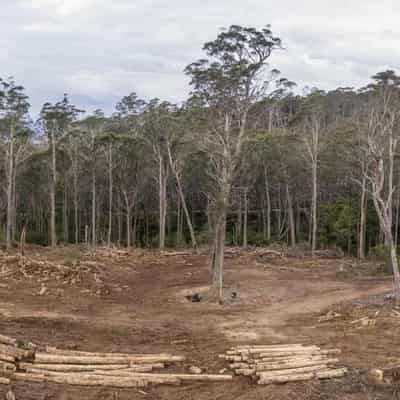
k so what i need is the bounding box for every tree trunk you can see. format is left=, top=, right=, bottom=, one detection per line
left=176, top=197, right=181, bottom=246
left=158, top=155, right=167, bottom=250
left=63, top=181, right=68, bottom=242
left=286, top=183, right=296, bottom=247
left=396, top=187, right=400, bottom=248
left=358, top=175, right=367, bottom=259
left=212, top=211, right=227, bottom=301
left=50, top=128, right=57, bottom=247
left=123, top=192, right=131, bottom=249
left=263, top=165, right=271, bottom=241
left=91, top=167, right=96, bottom=248
left=387, top=135, right=395, bottom=246
left=74, top=156, right=79, bottom=244
left=166, top=143, right=197, bottom=250
left=311, top=160, right=318, bottom=256
left=243, top=189, right=248, bottom=248
left=6, top=121, right=14, bottom=250
left=107, top=143, right=113, bottom=248
left=390, top=239, right=400, bottom=301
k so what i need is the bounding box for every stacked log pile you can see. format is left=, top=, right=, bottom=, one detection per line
left=220, top=344, right=347, bottom=385
left=0, top=334, right=232, bottom=388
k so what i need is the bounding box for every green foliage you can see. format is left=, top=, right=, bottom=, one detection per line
left=319, top=198, right=358, bottom=253
left=369, top=244, right=393, bottom=274
left=26, top=231, right=48, bottom=246
left=246, top=231, right=270, bottom=246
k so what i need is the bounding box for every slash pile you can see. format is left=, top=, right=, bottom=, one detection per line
left=0, top=334, right=232, bottom=388
left=220, top=344, right=347, bottom=385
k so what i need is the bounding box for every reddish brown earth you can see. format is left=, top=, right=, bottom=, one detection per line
left=0, top=246, right=398, bottom=399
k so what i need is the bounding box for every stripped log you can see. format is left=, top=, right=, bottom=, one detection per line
left=45, top=347, right=170, bottom=358
left=14, top=372, right=150, bottom=388
left=316, top=368, right=347, bottom=379
left=88, top=372, right=233, bottom=382
left=20, top=369, right=181, bottom=385
left=0, top=335, right=17, bottom=347
left=0, top=343, right=33, bottom=361
left=242, top=346, right=319, bottom=355
left=20, top=362, right=164, bottom=373
left=35, top=353, right=184, bottom=365
left=257, top=365, right=332, bottom=378
left=231, top=344, right=305, bottom=349
left=254, top=359, right=338, bottom=371
left=252, top=354, right=329, bottom=365
left=0, top=360, right=16, bottom=373
left=0, top=377, right=10, bottom=385
left=259, top=372, right=316, bottom=384
left=0, top=354, right=15, bottom=364
left=20, top=363, right=128, bottom=373
left=258, top=368, right=347, bottom=385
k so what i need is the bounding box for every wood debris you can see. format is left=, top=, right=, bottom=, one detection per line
left=219, top=344, right=346, bottom=385
left=318, top=311, right=342, bottom=323
left=0, top=251, right=107, bottom=297
left=0, top=333, right=232, bottom=388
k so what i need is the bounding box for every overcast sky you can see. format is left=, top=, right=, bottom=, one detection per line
left=2, top=0, right=400, bottom=115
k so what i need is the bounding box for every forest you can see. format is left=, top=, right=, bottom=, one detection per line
left=2, top=25, right=400, bottom=296
left=1, top=23, right=400, bottom=399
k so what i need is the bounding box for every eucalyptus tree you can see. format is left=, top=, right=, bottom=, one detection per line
left=142, top=99, right=175, bottom=250
left=77, top=110, right=105, bottom=247
left=39, top=94, right=83, bottom=246
left=0, top=77, right=30, bottom=249
left=185, top=25, right=283, bottom=300
left=357, top=71, right=400, bottom=299
left=113, top=93, right=147, bottom=247
left=295, top=90, right=331, bottom=255
left=164, top=106, right=198, bottom=249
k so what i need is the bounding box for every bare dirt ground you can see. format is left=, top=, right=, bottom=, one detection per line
left=0, top=246, right=398, bottom=399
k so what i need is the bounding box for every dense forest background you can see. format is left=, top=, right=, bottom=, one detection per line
left=1, top=25, right=399, bottom=266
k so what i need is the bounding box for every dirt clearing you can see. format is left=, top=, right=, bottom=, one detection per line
left=0, top=246, right=397, bottom=399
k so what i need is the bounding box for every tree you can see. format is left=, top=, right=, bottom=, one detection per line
left=78, top=110, right=105, bottom=247
left=0, top=77, right=30, bottom=249
left=358, top=71, right=400, bottom=300
left=185, top=25, right=282, bottom=300
left=39, top=95, right=83, bottom=246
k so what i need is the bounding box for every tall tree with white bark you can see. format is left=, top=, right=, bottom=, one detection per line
left=0, top=77, right=30, bottom=250
left=185, top=24, right=283, bottom=300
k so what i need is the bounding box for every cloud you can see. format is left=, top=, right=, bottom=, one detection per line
left=1, top=0, right=399, bottom=115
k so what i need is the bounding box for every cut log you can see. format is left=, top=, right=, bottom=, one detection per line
left=316, top=368, right=347, bottom=379
left=35, top=353, right=184, bottom=365
left=20, top=362, right=164, bottom=373
left=254, top=359, right=338, bottom=371
left=0, top=360, right=16, bottom=373
left=0, top=335, right=17, bottom=347
left=255, top=349, right=326, bottom=358
left=13, top=372, right=150, bottom=388
left=257, top=365, right=331, bottom=378
left=0, top=377, right=10, bottom=385
left=45, top=347, right=171, bottom=358
left=232, top=344, right=304, bottom=349
left=258, top=372, right=315, bottom=384
left=253, top=354, right=328, bottom=364
left=0, top=344, right=33, bottom=361
left=234, top=369, right=254, bottom=376
left=161, top=251, right=192, bottom=256
left=244, top=346, right=319, bottom=355
left=21, top=369, right=181, bottom=385
left=257, top=368, right=347, bottom=385
left=0, top=354, right=15, bottom=364
left=94, top=372, right=233, bottom=382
